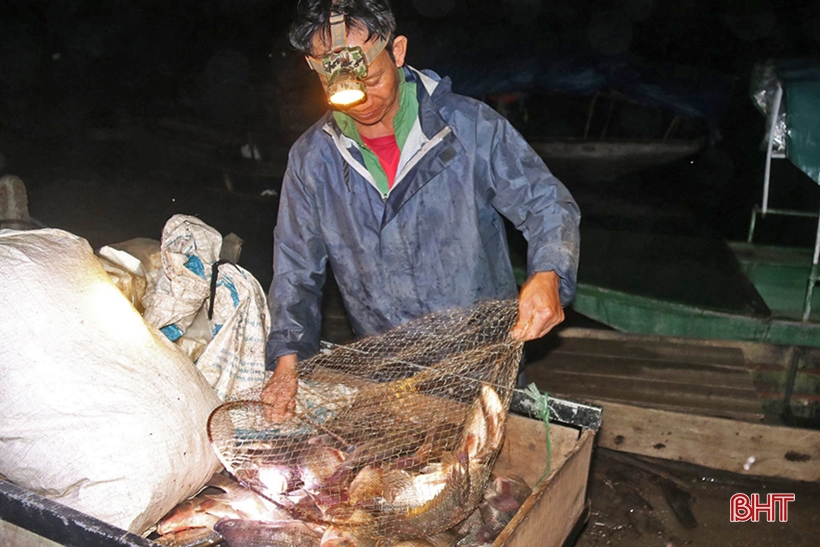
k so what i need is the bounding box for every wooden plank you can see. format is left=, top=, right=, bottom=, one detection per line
left=596, top=401, right=820, bottom=482
left=552, top=329, right=750, bottom=369
left=528, top=327, right=766, bottom=421
left=494, top=420, right=595, bottom=547
left=556, top=392, right=764, bottom=422
left=494, top=414, right=581, bottom=486
left=537, top=369, right=760, bottom=403
left=527, top=366, right=765, bottom=421
left=540, top=351, right=758, bottom=389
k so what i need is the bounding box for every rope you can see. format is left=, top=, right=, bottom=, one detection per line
left=523, top=382, right=552, bottom=485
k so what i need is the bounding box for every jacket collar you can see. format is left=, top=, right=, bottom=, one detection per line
left=320, top=66, right=463, bottom=224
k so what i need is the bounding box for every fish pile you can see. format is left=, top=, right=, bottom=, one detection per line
left=156, top=386, right=531, bottom=547
left=156, top=469, right=532, bottom=547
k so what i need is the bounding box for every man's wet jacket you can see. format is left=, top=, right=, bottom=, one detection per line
left=266, top=67, right=580, bottom=364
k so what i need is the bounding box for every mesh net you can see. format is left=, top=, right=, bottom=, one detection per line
left=208, top=300, right=523, bottom=541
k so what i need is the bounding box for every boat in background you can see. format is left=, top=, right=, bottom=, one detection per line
left=435, top=48, right=725, bottom=180
left=569, top=59, right=820, bottom=346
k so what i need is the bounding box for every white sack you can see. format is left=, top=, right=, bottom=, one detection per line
left=142, top=216, right=222, bottom=337
left=194, top=261, right=271, bottom=400
left=141, top=215, right=271, bottom=401
left=0, top=228, right=222, bottom=534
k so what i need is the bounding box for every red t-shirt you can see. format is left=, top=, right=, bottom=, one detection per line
left=361, top=134, right=401, bottom=189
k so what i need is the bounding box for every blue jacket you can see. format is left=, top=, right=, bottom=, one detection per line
left=266, top=67, right=580, bottom=364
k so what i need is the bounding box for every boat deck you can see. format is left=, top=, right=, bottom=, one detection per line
left=524, top=326, right=820, bottom=483
left=525, top=327, right=764, bottom=422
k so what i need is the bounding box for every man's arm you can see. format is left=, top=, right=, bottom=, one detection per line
left=266, top=151, right=328, bottom=367
left=479, top=103, right=581, bottom=338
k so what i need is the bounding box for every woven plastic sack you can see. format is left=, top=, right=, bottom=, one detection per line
left=0, top=228, right=221, bottom=534
left=142, top=214, right=271, bottom=401
left=209, top=300, right=523, bottom=542
left=97, top=237, right=163, bottom=315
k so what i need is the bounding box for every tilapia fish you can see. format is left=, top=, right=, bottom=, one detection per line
left=334, top=384, right=507, bottom=540
left=475, top=474, right=532, bottom=543
left=376, top=450, right=472, bottom=539
left=156, top=472, right=291, bottom=535
left=320, top=518, right=378, bottom=547
left=461, top=385, right=507, bottom=509
left=214, top=518, right=323, bottom=547
left=154, top=527, right=223, bottom=547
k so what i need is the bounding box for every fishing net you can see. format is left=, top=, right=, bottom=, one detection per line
left=208, top=300, right=523, bottom=541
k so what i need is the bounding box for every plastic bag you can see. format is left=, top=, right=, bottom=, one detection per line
left=141, top=215, right=271, bottom=401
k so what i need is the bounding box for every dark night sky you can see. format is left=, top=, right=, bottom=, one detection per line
left=2, top=1, right=819, bottom=83
left=2, top=1, right=819, bottom=230
left=0, top=2, right=817, bottom=128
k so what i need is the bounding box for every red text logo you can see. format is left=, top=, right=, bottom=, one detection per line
left=730, top=493, right=795, bottom=522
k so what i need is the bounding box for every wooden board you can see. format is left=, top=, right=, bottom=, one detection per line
left=524, top=328, right=820, bottom=482
left=596, top=401, right=820, bottom=483
left=0, top=520, right=62, bottom=547
left=527, top=327, right=765, bottom=421
left=493, top=415, right=595, bottom=547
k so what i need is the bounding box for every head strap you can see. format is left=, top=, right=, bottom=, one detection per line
left=305, top=10, right=389, bottom=73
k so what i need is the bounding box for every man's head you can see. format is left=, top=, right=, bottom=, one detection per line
left=289, top=0, right=407, bottom=127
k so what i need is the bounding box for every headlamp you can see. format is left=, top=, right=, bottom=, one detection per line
left=306, top=10, right=388, bottom=108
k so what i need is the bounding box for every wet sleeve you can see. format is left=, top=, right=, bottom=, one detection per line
left=265, top=155, right=327, bottom=367
left=479, top=104, right=581, bottom=306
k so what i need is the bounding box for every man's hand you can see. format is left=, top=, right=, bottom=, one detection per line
left=510, top=271, right=564, bottom=341
left=261, top=354, right=298, bottom=423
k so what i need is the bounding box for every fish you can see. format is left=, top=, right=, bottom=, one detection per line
left=476, top=474, right=532, bottom=541
left=482, top=474, right=531, bottom=514
left=390, top=540, right=436, bottom=547
left=153, top=527, right=224, bottom=547
left=300, top=443, right=349, bottom=491
left=156, top=472, right=292, bottom=535
left=157, top=496, right=244, bottom=535
left=208, top=472, right=293, bottom=520
left=348, top=465, right=386, bottom=506
left=461, top=385, right=507, bottom=509
left=320, top=508, right=378, bottom=547
left=325, top=428, right=427, bottom=486
left=255, top=464, right=296, bottom=497
left=214, top=518, right=323, bottom=547
left=424, top=530, right=460, bottom=547
left=452, top=507, right=484, bottom=546
left=319, top=523, right=377, bottom=547
left=462, top=385, right=506, bottom=463
left=338, top=385, right=506, bottom=539
left=377, top=450, right=472, bottom=539
left=456, top=474, right=531, bottom=545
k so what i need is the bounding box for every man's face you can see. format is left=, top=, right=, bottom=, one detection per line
left=309, top=26, right=407, bottom=128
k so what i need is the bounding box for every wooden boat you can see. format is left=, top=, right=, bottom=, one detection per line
left=529, top=136, right=704, bottom=182
left=564, top=60, right=820, bottom=349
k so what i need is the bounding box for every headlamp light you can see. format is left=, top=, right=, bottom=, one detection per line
left=306, top=11, right=388, bottom=108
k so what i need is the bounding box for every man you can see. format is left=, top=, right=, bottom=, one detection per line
left=262, top=0, right=580, bottom=420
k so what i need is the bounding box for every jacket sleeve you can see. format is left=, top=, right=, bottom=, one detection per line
left=478, top=103, right=581, bottom=306
left=266, top=152, right=327, bottom=367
